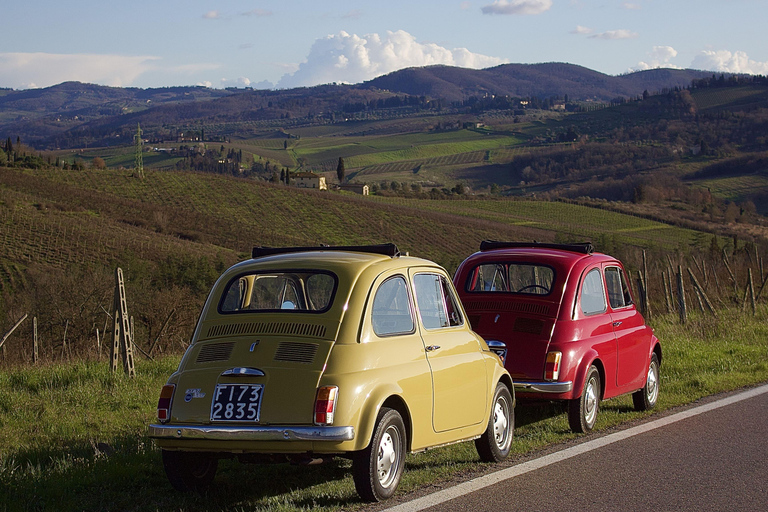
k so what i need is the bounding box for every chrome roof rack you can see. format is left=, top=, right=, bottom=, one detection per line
left=479, top=240, right=594, bottom=255
left=252, top=243, right=400, bottom=259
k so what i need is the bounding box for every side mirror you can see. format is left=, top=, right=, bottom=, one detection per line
left=486, top=340, right=507, bottom=366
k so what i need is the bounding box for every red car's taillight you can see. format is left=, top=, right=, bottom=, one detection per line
left=157, top=384, right=175, bottom=423
left=544, top=351, right=562, bottom=381
left=314, top=386, right=338, bottom=426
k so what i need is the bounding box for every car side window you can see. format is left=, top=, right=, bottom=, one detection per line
left=371, top=276, right=415, bottom=337
left=580, top=268, right=607, bottom=315
left=413, top=273, right=463, bottom=329
left=605, top=266, right=632, bottom=309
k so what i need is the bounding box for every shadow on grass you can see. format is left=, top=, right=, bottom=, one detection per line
left=0, top=435, right=362, bottom=512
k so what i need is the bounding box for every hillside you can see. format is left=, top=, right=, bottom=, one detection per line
left=0, top=166, right=712, bottom=364
left=0, top=64, right=720, bottom=149
left=365, top=63, right=714, bottom=102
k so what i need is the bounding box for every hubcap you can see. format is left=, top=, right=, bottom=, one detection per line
left=492, top=399, right=509, bottom=447
left=584, top=376, right=598, bottom=426
left=376, top=427, right=399, bottom=488
left=646, top=362, right=659, bottom=404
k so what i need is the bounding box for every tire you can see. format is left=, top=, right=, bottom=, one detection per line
left=633, top=353, right=660, bottom=411
left=162, top=450, right=218, bottom=492
left=568, top=365, right=600, bottom=433
left=352, top=407, right=407, bottom=502
left=475, top=383, right=514, bottom=462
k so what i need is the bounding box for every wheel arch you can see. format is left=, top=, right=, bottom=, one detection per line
left=380, top=394, right=413, bottom=452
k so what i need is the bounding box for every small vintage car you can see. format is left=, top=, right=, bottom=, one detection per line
left=149, top=244, right=513, bottom=501
left=454, top=241, right=661, bottom=433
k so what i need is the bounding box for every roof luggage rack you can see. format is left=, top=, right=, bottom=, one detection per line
left=252, top=243, right=400, bottom=259
left=479, top=240, right=594, bottom=255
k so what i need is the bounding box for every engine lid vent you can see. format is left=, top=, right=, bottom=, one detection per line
left=463, top=300, right=551, bottom=317
left=206, top=322, right=326, bottom=339
left=196, top=342, right=235, bottom=363
left=274, top=342, right=319, bottom=364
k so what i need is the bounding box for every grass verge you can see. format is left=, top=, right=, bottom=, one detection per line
left=1, top=306, right=767, bottom=511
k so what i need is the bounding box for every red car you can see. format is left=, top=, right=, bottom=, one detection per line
left=454, top=241, right=661, bottom=433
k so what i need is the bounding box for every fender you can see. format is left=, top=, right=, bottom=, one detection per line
left=570, top=349, right=604, bottom=401
left=352, top=384, right=413, bottom=453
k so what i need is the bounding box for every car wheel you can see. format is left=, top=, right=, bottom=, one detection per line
left=475, top=383, right=514, bottom=462
left=568, top=365, right=600, bottom=433
left=162, top=450, right=218, bottom=492
left=352, top=407, right=407, bottom=502
left=633, top=353, right=660, bottom=411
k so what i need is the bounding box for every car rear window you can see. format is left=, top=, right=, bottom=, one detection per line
left=219, top=271, right=337, bottom=313
left=465, top=263, right=555, bottom=295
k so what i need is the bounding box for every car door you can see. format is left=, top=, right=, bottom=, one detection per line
left=604, top=265, right=648, bottom=391
left=574, top=266, right=618, bottom=396
left=410, top=269, right=487, bottom=432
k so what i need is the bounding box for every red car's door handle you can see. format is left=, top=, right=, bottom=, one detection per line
left=613, top=321, right=622, bottom=327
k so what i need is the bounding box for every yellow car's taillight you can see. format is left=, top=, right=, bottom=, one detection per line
left=157, top=384, right=175, bottom=423
left=314, top=386, right=338, bottom=426
left=544, top=351, right=562, bottom=381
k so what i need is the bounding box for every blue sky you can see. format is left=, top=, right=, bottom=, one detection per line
left=1, top=0, right=766, bottom=90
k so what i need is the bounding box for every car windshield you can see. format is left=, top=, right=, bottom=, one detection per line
left=465, top=263, right=554, bottom=295
left=219, top=271, right=337, bottom=313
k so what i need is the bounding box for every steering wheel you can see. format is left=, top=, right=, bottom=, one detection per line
left=517, top=284, right=549, bottom=294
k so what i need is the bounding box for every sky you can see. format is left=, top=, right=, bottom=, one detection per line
left=1, top=0, right=766, bottom=91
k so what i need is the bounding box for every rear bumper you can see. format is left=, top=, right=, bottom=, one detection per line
left=514, top=380, right=573, bottom=394
left=148, top=424, right=355, bottom=442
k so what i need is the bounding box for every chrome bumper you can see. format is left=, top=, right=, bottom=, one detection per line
left=514, top=381, right=573, bottom=394
left=148, top=424, right=355, bottom=442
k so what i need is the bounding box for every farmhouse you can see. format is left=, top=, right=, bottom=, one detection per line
left=294, top=172, right=327, bottom=190
left=338, top=183, right=369, bottom=195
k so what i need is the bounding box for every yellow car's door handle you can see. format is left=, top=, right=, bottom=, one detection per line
left=425, top=345, right=441, bottom=352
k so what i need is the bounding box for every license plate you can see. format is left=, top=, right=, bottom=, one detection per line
left=210, top=384, right=263, bottom=422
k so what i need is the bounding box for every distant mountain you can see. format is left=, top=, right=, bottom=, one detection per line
left=364, top=63, right=717, bottom=102
left=0, top=63, right=723, bottom=149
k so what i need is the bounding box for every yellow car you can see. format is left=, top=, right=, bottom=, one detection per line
left=149, top=244, right=514, bottom=501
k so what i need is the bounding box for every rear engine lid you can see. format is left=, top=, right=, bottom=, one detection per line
left=464, top=298, right=556, bottom=380
left=172, top=331, right=334, bottom=425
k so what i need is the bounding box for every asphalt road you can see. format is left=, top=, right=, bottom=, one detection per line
left=382, top=384, right=768, bottom=512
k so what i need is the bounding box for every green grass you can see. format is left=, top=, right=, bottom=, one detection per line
left=1, top=306, right=767, bottom=511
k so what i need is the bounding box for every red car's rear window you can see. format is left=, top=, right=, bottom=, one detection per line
left=464, top=263, right=555, bottom=296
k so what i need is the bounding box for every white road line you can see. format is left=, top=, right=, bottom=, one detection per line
left=383, top=383, right=768, bottom=512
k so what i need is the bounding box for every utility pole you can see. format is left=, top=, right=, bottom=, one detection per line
left=134, top=123, right=144, bottom=179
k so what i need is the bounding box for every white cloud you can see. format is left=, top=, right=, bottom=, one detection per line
left=621, top=2, right=642, bottom=10
left=570, top=25, right=593, bottom=35
left=589, top=29, right=639, bottom=40
left=0, top=52, right=159, bottom=89
left=481, top=0, right=552, bottom=15
left=635, top=45, right=680, bottom=70
left=221, top=77, right=252, bottom=88
left=691, top=50, right=768, bottom=75
left=197, top=81, right=213, bottom=88
left=276, top=30, right=508, bottom=88
left=203, top=10, right=220, bottom=19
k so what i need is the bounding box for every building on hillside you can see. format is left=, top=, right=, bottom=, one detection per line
left=294, top=172, right=327, bottom=190
left=339, top=183, right=369, bottom=196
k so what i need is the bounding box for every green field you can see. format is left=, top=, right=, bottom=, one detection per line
left=1, top=306, right=767, bottom=512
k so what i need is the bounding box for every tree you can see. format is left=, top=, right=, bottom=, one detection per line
left=283, top=140, right=288, bottom=150
left=92, top=157, right=106, bottom=170
left=336, top=157, right=345, bottom=183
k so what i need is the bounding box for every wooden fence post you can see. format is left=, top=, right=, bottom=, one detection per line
left=743, top=269, right=756, bottom=315
left=636, top=271, right=648, bottom=317
left=0, top=314, right=29, bottom=351
left=662, top=271, right=672, bottom=314
left=642, top=250, right=651, bottom=321
left=677, top=266, right=687, bottom=324
left=687, top=267, right=717, bottom=317
left=33, top=317, right=38, bottom=364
